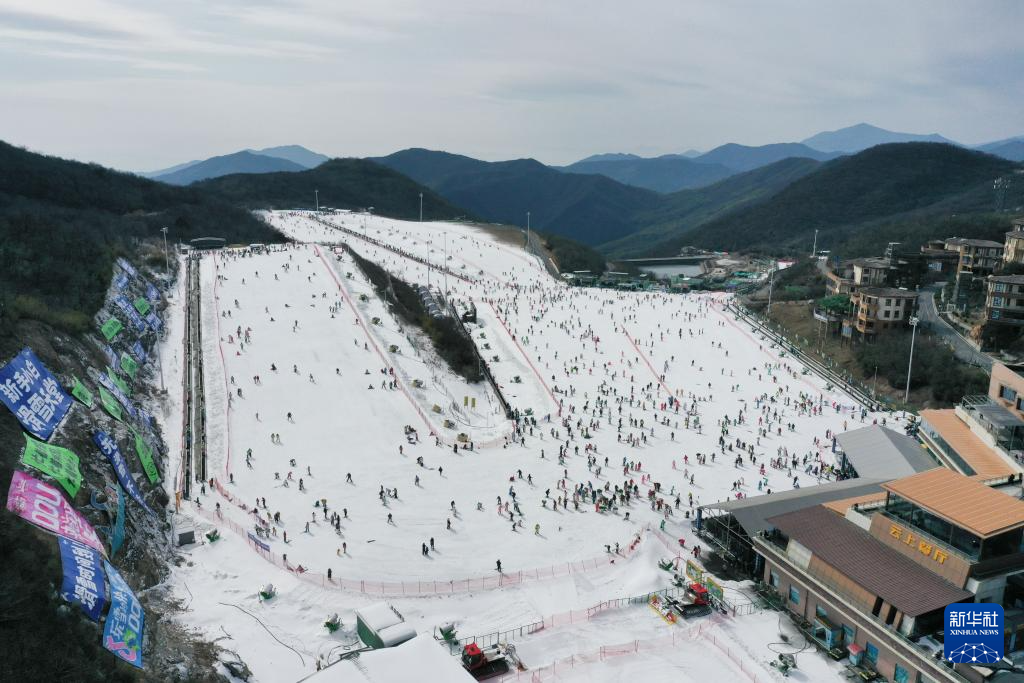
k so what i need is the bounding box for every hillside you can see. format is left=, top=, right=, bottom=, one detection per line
left=0, top=141, right=282, bottom=332
left=559, top=155, right=734, bottom=193
left=695, top=142, right=840, bottom=172
left=153, top=151, right=306, bottom=185
left=977, top=139, right=1024, bottom=162
left=373, top=149, right=659, bottom=244
left=195, top=157, right=467, bottom=221
left=662, top=143, right=1021, bottom=255
left=801, top=123, right=956, bottom=153
left=598, top=157, right=822, bottom=257
left=248, top=145, right=329, bottom=168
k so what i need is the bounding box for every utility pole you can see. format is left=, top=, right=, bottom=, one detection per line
left=419, top=193, right=423, bottom=222
left=315, top=189, right=319, bottom=213
left=444, top=230, right=448, bottom=295
left=904, top=316, right=920, bottom=404
left=811, top=229, right=818, bottom=259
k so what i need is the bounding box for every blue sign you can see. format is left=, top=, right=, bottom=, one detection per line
left=58, top=536, right=106, bottom=622
left=114, top=295, right=147, bottom=333
left=102, top=560, right=144, bottom=669
left=131, top=341, right=147, bottom=364
left=116, top=257, right=137, bottom=278
left=93, top=431, right=154, bottom=516
left=0, top=348, right=73, bottom=440
left=145, top=283, right=160, bottom=303
left=103, top=345, right=120, bottom=370
left=944, top=603, right=1003, bottom=664
left=114, top=273, right=130, bottom=291
left=145, top=312, right=162, bottom=332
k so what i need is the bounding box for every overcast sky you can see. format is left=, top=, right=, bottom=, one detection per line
left=1, top=0, right=1021, bottom=171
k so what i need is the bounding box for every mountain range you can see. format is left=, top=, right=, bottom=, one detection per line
left=142, top=145, right=329, bottom=184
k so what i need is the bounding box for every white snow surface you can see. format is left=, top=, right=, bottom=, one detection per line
left=157, top=211, right=883, bottom=682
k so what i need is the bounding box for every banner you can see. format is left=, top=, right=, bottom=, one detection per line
left=71, top=376, right=94, bottom=408
left=58, top=536, right=106, bottom=622
left=685, top=559, right=704, bottom=583
left=98, top=373, right=136, bottom=418
left=21, top=433, right=82, bottom=497
left=101, top=318, right=123, bottom=341
left=130, top=341, right=147, bottom=364
left=145, top=312, right=162, bottom=333
left=105, top=368, right=131, bottom=397
left=98, top=387, right=123, bottom=421
left=116, top=257, right=137, bottom=278
left=0, top=348, right=73, bottom=440
left=93, top=431, right=154, bottom=515
left=132, top=431, right=160, bottom=484
left=114, top=295, right=147, bottom=333
left=133, top=297, right=150, bottom=316
left=114, top=272, right=129, bottom=291
left=120, top=353, right=138, bottom=380
left=103, top=345, right=120, bottom=370
left=102, top=560, right=144, bottom=669
left=145, top=282, right=160, bottom=303
left=6, top=470, right=106, bottom=555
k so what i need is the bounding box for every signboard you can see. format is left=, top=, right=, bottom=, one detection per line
left=145, top=312, right=162, bottom=332
left=704, top=577, right=724, bottom=603
left=93, top=431, right=154, bottom=515
left=58, top=536, right=106, bottom=622
left=116, top=257, right=137, bottom=278
left=101, top=318, right=123, bottom=341
left=98, top=387, right=123, bottom=421
left=685, top=559, right=704, bottom=583
left=21, top=433, right=82, bottom=497
left=71, top=376, right=94, bottom=408
left=102, top=560, right=144, bottom=669
left=130, top=341, right=147, bottom=364
left=145, top=283, right=160, bottom=303
left=132, top=431, right=160, bottom=485
left=5, top=470, right=106, bottom=555
left=944, top=604, right=1003, bottom=664
left=888, top=523, right=950, bottom=565
left=0, top=348, right=73, bottom=440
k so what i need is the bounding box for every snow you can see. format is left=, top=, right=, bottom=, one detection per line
left=306, top=635, right=474, bottom=683
left=157, top=210, right=888, bottom=682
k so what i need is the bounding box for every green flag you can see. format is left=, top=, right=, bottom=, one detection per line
left=133, top=297, right=151, bottom=316
left=101, top=317, right=123, bottom=341
left=71, top=376, right=94, bottom=408
left=106, top=367, right=131, bottom=396
left=99, top=386, right=123, bottom=421
left=21, top=434, right=82, bottom=497
left=132, top=430, right=160, bottom=484
left=120, top=353, right=139, bottom=380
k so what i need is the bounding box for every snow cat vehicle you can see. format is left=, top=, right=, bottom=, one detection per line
left=462, top=642, right=511, bottom=680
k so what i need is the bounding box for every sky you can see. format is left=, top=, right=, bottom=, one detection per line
left=0, top=0, right=1021, bottom=171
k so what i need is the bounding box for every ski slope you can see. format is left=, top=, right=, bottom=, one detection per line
left=161, top=211, right=882, bottom=682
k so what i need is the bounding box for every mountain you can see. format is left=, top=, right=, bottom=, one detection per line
left=802, top=123, right=957, bottom=153
left=0, top=140, right=282, bottom=330
left=139, top=158, right=202, bottom=178
left=976, top=138, right=1024, bottom=162
left=668, top=143, right=1021, bottom=255
left=560, top=155, right=735, bottom=193
left=573, top=153, right=642, bottom=164
left=598, top=157, right=822, bottom=257
left=195, top=157, right=467, bottom=221
left=695, top=142, right=841, bottom=173
left=248, top=144, right=329, bottom=169
left=154, top=150, right=306, bottom=185
left=681, top=149, right=702, bottom=158
left=373, top=149, right=659, bottom=244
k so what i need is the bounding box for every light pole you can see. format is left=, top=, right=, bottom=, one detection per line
left=766, top=263, right=776, bottom=317
left=161, top=226, right=170, bottom=287
left=904, top=316, right=920, bottom=404
left=315, top=189, right=319, bottom=213
left=811, top=229, right=818, bottom=258
left=419, top=193, right=423, bottom=222
left=526, top=211, right=531, bottom=251
left=872, top=365, right=878, bottom=399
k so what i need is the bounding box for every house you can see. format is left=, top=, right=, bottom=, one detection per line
left=945, top=238, right=1004, bottom=279
left=848, top=287, right=917, bottom=339
left=985, top=274, right=1024, bottom=327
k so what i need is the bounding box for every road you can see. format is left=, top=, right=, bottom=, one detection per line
left=917, top=284, right=992, bottom=371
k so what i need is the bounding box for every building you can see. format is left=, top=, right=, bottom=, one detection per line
left=946, top=238, right=1005, bottom=279
left=302, top=635, right=474, bottom=683
left=835, top=425, right=938, bottom=480
left=826, top=257, right=896, bottom=296
left=756, top=467, right=1024, bottom=683
left=1004, top=226, right=1024, bottom=266
left=991, top=362, right=1024, bottom=420
left=849, top=287, right=918, bottom=339
left=986, top=275, right=1024, bottom=327
left=355, top=603, right=417, bottom=649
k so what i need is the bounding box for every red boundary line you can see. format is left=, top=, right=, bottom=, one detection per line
left=486, top=300, right=561, bottom=416
left=621, top=328, right=672, bottom=395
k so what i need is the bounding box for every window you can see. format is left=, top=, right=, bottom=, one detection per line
left=816, top=604, right=828, bottom=619
left=894, top=663, right=909, bottom=683
left=789, top=586, right=801, bottom=604
left=1002, top=385, right=1018, bottom=403
left=842, top=624, right=855, bottom=645
left=769, top=571, right=779, bottom=588
left=866, top=642, right=879, bottom=665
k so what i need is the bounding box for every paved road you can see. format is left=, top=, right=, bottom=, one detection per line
left=917, top=284, right=993, bottom=371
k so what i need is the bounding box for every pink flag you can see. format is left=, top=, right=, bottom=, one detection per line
left=6, top=470, right=106, bottom=555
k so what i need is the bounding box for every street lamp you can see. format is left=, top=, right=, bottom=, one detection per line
left=904, top=316, right=920, bottom=404
left=419, top=193, right=423, bottom=222
left=315, top=189, right=319, bottom=213
left=160, top=226, right=170, bottom=288
left=766, top=263, right=776, bottom=317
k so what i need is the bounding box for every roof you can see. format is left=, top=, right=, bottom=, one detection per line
left=946, top=238, right=1003, bottom=248
left=989, top=274, right=1024, bottom=285
left=355, top=603, right=404, bottom=632
left=700, top=478, right=888, bottom=536
left=837, top=426, right=938, bottom=479
left=882, top=468, right=1024, bottom=539
left=822, top=491, right=887, bottom=515
left=303, top=635, right=474, bottom=683
left=766, top=506, right=973, bottom=617
left=919, top=409, right=1019, bottom=479
left=850, top=257, right=892, bottom=269
left=855, top=287, right=918, bottom=298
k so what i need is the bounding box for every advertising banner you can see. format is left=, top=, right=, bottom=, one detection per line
left=101, top=318, right=123, bottom=341
left=105, top=368, right=131, bottom=396
left=114, top=272, right=129, bottom=291
left=130, top=341, right=147, bottom=364
left=132, top=431, right=160, bottom=484
left=58, top=536, right=106, bottom=622
left=685, top=559, right=704, bottom=583
left=6, top=470, right=106, bottom=555
left=98, top=373, right=136, bottom=418
left=146, top=282, right=160, bottom=303
left=71, top=376, right=94, bottom=407
left=21, top=433, right=82, bottom=497
left=102, top=560, right=144, bottom=669
left=116, top=257, right=137, bottom=278
left=98, top=387, right=123, bottom=421
left=114, top=295, right=147, bottom=333
left=133, top=297, right=150, bottom=316
left=93, top=431, right=154, bottom=515
left=145, top=312, right=162, bottom=332
left=0, top=347, right=73, bottom=440
left=120, top=353, right=138, bottom=380
left=103, top=345, right=120, bottom=370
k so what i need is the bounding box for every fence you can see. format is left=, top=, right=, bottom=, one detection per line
left=190, top=502, right=647, bottom=597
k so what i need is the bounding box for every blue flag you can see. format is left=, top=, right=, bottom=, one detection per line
left=102, top=560, right=144, bottom=669
left=0, top=348, right=73, bottom=440
left=58, top=537, right=106, bottom=622
left=93, top=431, right=153, bottom=515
